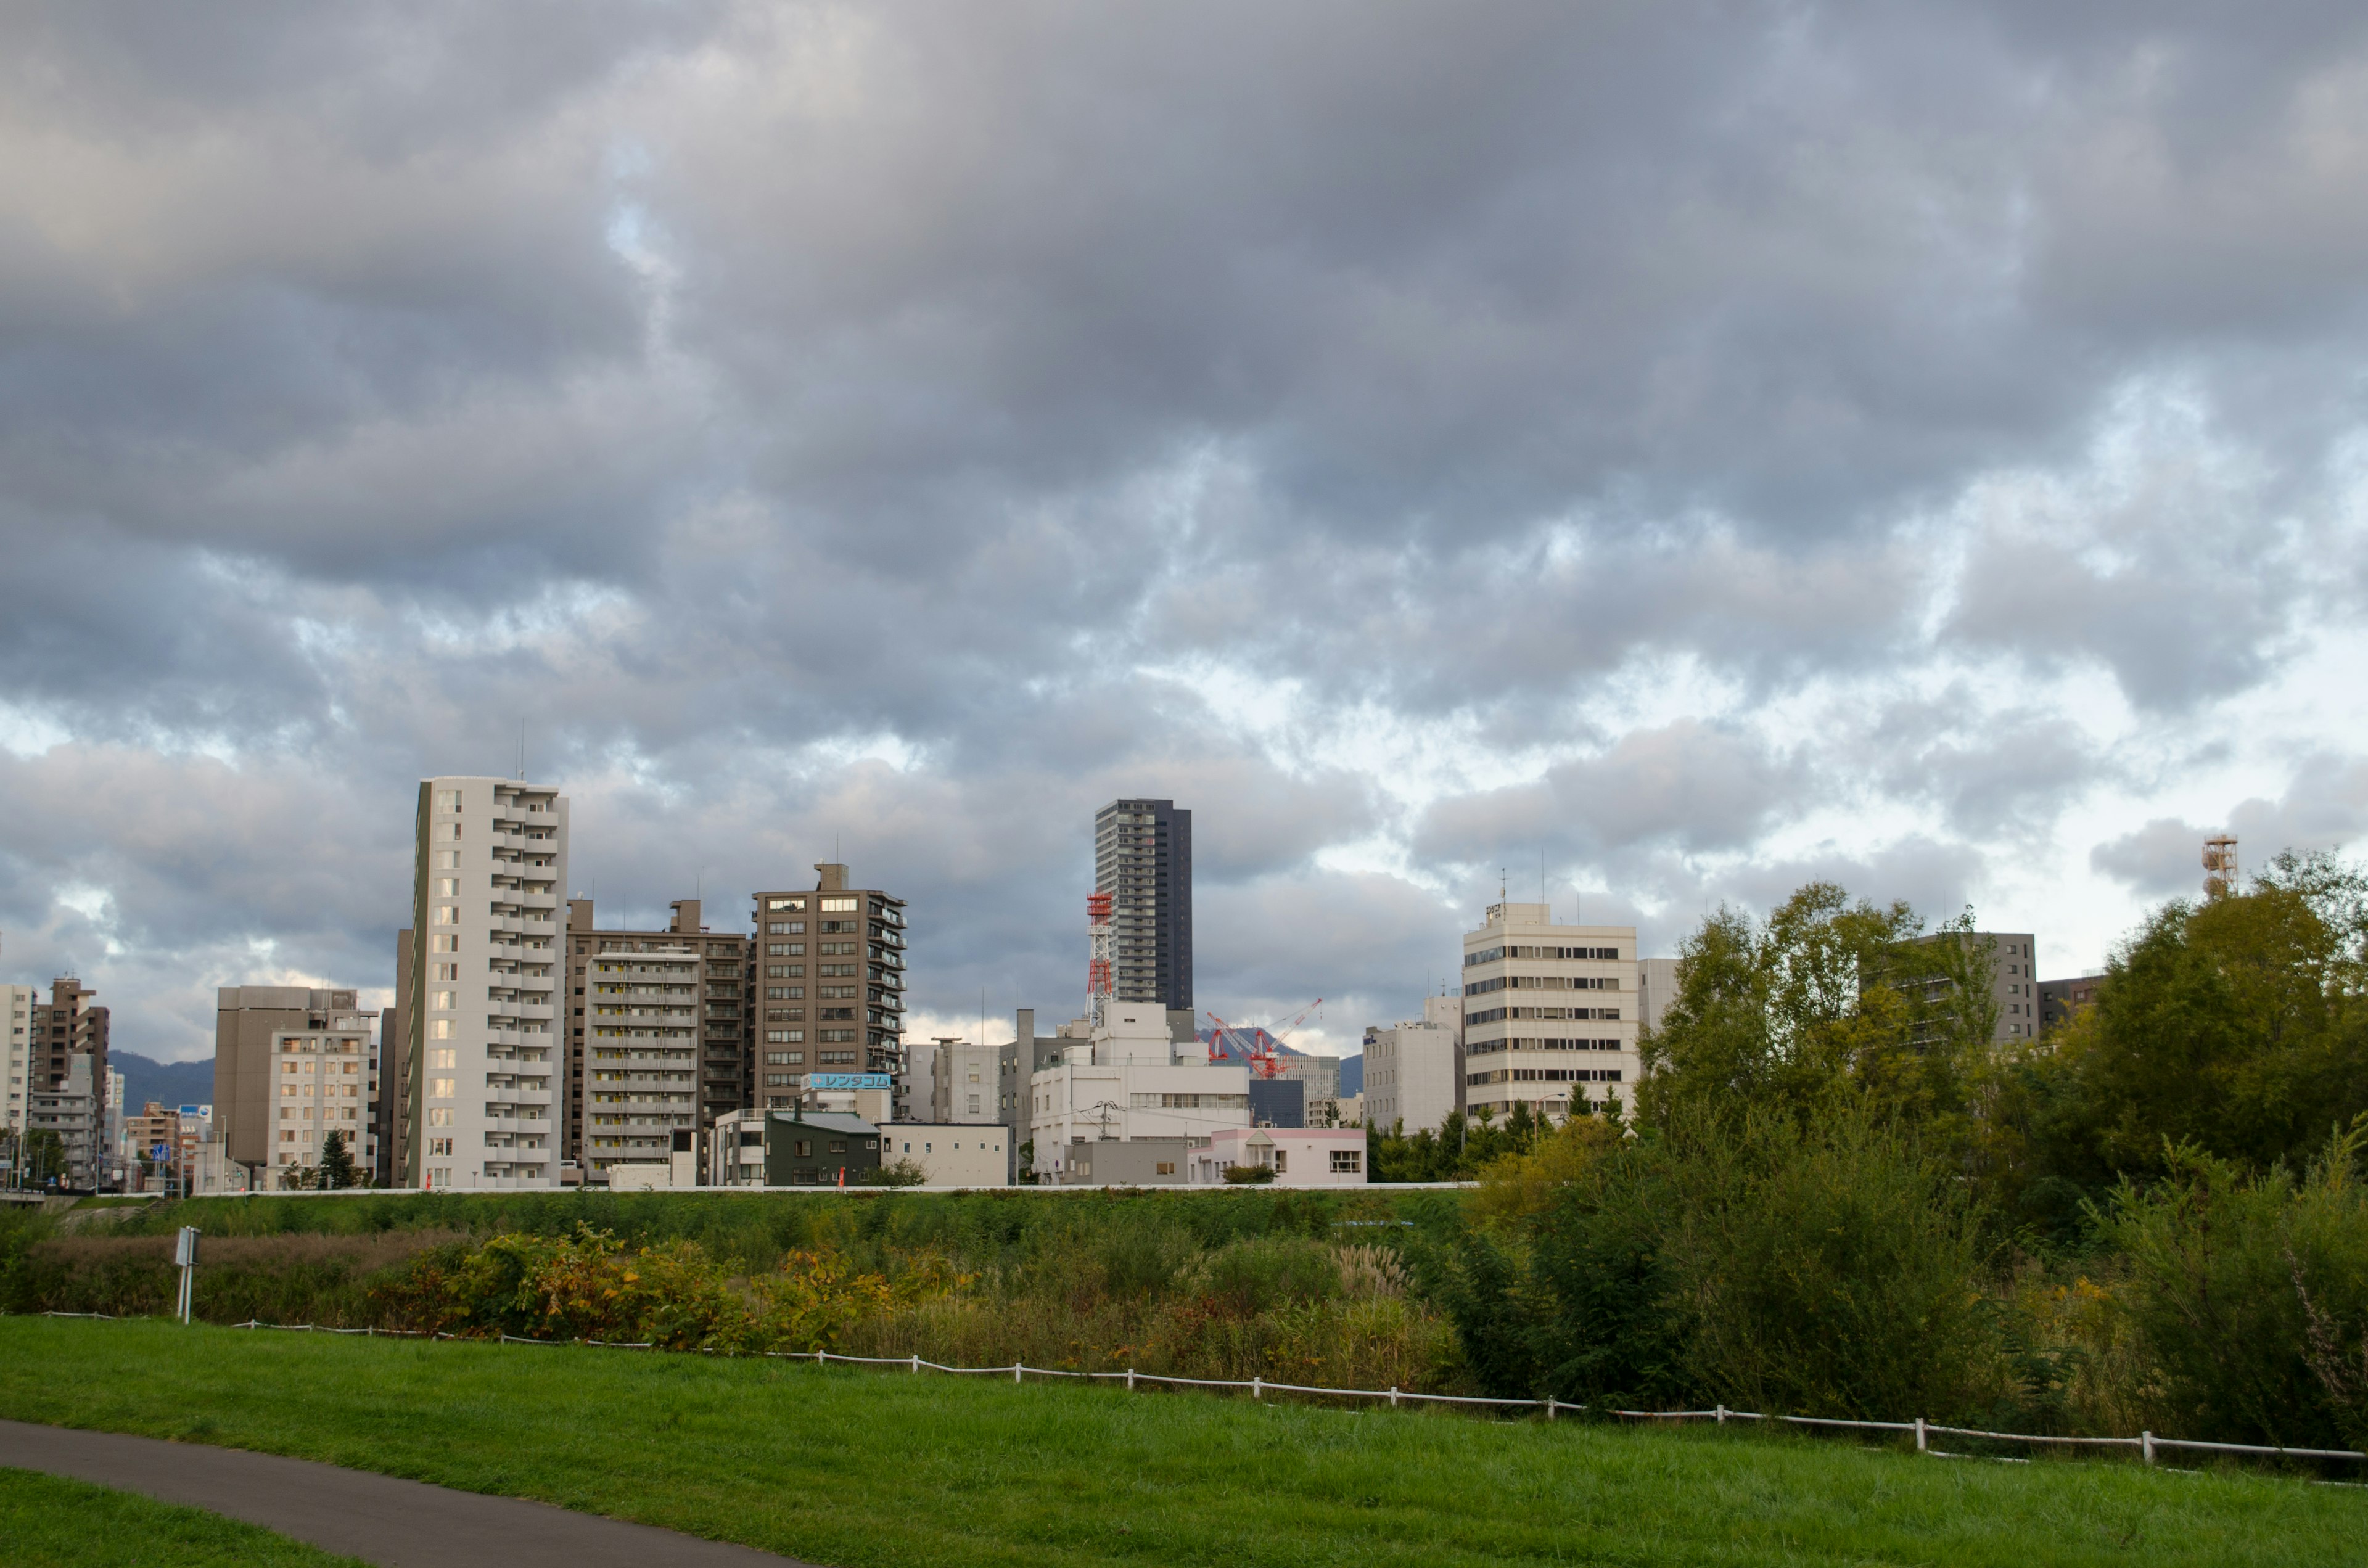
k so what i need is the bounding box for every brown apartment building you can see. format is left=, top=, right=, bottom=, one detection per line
left=750, top=864, right=906, bottom=1111
left=31, top=977, right=107, bottom=1120
left=563, top=898, right=750, bottom=1173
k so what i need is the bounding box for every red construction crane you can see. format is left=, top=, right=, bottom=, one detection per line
left=1202, top=1000, right=1323, bottom=1080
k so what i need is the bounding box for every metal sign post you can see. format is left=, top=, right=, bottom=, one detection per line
left=173, top=1226, right=200, bottom=1324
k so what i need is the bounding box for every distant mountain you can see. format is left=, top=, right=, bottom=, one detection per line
left=1338, top=1054, right=1362, bottom=1098
left=110, top=1050, right=215, bottom=1112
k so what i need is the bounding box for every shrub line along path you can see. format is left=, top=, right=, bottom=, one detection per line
left=0, top=1418, right=812, bottom=1568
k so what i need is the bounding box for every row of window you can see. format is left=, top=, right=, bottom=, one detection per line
left=1466, top=1067, right=1625, bottom=1085
left=1465, top=945, right=1622, bottom=966
left=1463, top=974, right=1619, bottom=996
left=1470, top=1036, right=1625, bottom=1053
left=1465, top=1006, right=1622, bottom=1025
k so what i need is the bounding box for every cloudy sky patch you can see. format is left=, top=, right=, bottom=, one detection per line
left=2, top=1, right=2364, bottom=1060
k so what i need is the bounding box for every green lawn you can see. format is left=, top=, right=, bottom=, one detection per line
left=0, top=1466, right=364, bottom=1567
left=0, top=1317, right=2354, bottom=1568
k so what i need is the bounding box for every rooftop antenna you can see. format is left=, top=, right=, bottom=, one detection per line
left=518, top=720, right=525, bottom=782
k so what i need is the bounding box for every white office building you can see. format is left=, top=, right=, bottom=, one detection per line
left=1461, top=903, right=1639, bottom=1123
left=2, top=983, right=33, bottom=1136
left=1364, top=992, right=1463, bottom=1133
left=408, top=776, right=568, bottom=1189
left=1027, top=1006, right=1251, bottom=1180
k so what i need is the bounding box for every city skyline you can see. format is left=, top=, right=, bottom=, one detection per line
left=1, top=8, right=2364, bottom=1062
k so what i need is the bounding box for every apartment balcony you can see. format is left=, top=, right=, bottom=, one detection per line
left=484, top=1107, right=553, bottom=1125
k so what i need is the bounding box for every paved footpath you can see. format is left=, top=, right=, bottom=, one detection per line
left=0, top=1419, right=813, bottom=1567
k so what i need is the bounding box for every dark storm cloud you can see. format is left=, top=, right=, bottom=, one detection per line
left=1, top=2, right=2365, bottom=1056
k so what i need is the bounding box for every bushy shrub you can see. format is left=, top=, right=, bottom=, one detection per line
left=2094, top=1125, right=2368, bottom=1450
left=1425, top=1109, right=2002, bottom=1421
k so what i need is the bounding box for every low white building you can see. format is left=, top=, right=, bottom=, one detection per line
left=1363, top=993, right=1463, bottom=1133
left=883, top=1123, right=1009, bottom=1187
left=1190, top=1125, right=1367, bottom=1186
left=1027, top=1008, right=1251, bottom=1180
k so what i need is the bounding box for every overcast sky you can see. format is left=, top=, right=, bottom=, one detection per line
left=5, top=2, right=2366, bottom=1064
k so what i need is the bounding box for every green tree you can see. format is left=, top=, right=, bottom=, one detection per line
left=318, top=1130, right=357, bottom=1190
left=1637, top=882, right=1996, bottom=1143
left=20, top=1130, right=65, bottom=1188
left=2000, top=850, right=2368, bottom=1202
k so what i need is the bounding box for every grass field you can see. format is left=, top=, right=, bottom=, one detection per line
left=0, top=1316, right=2356, bottom=1568
left=0, top=1466, right=363, bottom=1567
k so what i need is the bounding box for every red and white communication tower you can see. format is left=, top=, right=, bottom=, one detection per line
left=2203, top=835, right=2239, bottom=900
left=1087, top=891, right=1114, bottom=1029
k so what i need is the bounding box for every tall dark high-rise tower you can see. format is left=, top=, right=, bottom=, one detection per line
left=1093, top=799, right=1192, bottom=1012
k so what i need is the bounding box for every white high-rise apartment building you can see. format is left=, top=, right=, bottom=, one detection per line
left=1460, top=902, right=1639, bottom=1123
left=2, top=983, right=34, bottom=1135
left=407, top=777, right=568, bottom=1189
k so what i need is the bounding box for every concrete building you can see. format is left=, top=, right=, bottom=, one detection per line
left=1637, top=958, right=1683, bottom=1036
left=2038, top=973, right=2109, bottom=1037
left=30, top=978, right=107, bottom=1134
left=189, top=1131, right=252, bottom=1196
left=1896, top=930, right=2042, bottom=1044
left=27, top=1054, right=99, bottom=1189
left=214, top=987, right=372, bottom=1180
left=379, top=927, right=413, bottom=1186
left=1053, top=1135, right=1191, bottom=1186
left=1190, top=1125, right=1367, bottom=1186
left=565, top=898, right=749, bottom=1178
left=1363, top=993, right=1463, bottom=1133
left=123, top=1101, right=179, bottom=1189
left=404, top=777, right=569, bottom=1190
left=2, top=983, right=33, bottom=1135
left=884, top=1123, right=1009, bottom=1186
left=1461, top=903, right=1639, bottom=1122
left=1027, top=1006, right=1251, bottom=1181
left=707, top=1109, right=882, bottom=1186
left=1095, top=799, right=1192, bottom=1011
left=263, top=1008, right=376, bottom=1185
left=749, top=864, right=908, bottom=1108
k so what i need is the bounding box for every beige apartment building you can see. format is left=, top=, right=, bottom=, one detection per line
left=564, top=899, right=749, bottom=1172
left=1460, top=902, right=1639, bottom=1122
left=214, top=987, right=376, bottom=1180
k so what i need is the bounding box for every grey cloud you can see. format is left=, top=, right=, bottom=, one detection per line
left=1415, top=721, right=1805, bottom=868
left=1, top=5, right=2365, bottom=1062
left=2089, top=754, right=2368, bottom=899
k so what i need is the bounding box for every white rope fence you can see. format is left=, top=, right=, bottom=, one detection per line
left=32, top=1310, right=2366, bottom=1469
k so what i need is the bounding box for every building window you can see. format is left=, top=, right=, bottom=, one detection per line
left=765, top=1051, right=804, bottom=1065
left=767, top=921, right=805, bottom=935
left=430, top=1078, right=455, bottom=1099
left=768, top=897, right=807, bottom=912
left=794, top=1140, right=812, bottom=1157
left=1155, top=1162, right=1175, bottom=1176
left=764, top=1030, right=804, bottom=1044
left=1330, top=1149, right=1361, bottom=1174
left=820, top=897, right=858, bottom=912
